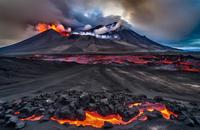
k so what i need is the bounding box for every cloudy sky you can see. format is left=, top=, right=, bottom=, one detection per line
left=0, top=0, right=200, bottom=50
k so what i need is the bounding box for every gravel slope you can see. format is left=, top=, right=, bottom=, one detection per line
left=0, top=57, right=199, bottom=102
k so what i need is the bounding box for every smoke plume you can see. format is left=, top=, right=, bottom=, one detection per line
left=0, top=0, right=68, bottom=46
left=120, top=0, right=200, bottom=41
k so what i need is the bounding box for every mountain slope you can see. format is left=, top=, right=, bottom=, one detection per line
left=0, top=26, right=176, bottom=55
left=0, top=57, right=199, bottom=101
left=0, top=30, right=62, bottom=55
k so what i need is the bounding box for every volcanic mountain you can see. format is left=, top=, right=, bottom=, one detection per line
left=0, top=23, right=200, bottom=130
left=0, top=24, right=175, bottom=55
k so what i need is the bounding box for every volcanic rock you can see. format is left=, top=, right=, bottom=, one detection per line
left=76, top=108, right=86, bottom=121
left=137, top=95, right=147, bottom=100
left=0, top=111, right=4, bottom=119
left=46, top=99, right=54, bottom=104
left=0, top=100, right=5, bottom=105
left=20, top=107, right=33, bottom=116
left=100, top=98, right=109, bottom=105
left=48, top=108, right=55, bottom=116
left=194, top=116, right=200, bottom=125
left=144, top=111, right=163, bottom=120
left=121, top=108, right=139, bottom=122
left=177, top=115, right=187, bottom=121
left=6, top=115, right=19, bottom=127
left=103, top=122, right=113, bottom=129
left=40, top=115, right=50, bottom=123
left=153, top=96, right=164, bottom=102
left=58, top=95, right=69, bottom=105
left=34, top=108, right=45, bottom=116
left=56, top=106, right=72, bottom=119
left=0, top=90, right=200, bottom=129
left=184, top=118, right=195, bottom=127
left=5, top=109, right=14, bottom=114
left=16, top=120, right=26, bottom=129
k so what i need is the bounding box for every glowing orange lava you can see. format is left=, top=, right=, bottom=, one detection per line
left=51, top=111, right=148, bottom=128
left=21, top=115, right=43, bottom=121
left=25, top=55, right=200, bottom=73
left=14, top=111, right=20, bottom=115
left=18, top=102, right=177, bottom=128
left=36, top=23, right=71, bottom=37
left=128, top=102, right=142, bottom=107
left=52, top=111, right=123, bottom=128
left=129, top=102, right=177, bottom=120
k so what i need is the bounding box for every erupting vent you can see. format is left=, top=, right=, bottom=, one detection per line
left=36, top=23, right=71, bottom=37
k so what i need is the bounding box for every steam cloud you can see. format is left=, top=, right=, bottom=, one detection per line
left=0, top=0, right=200, bottom=47
left=121, top=0, right=200, bottom=41
left=0, top=0, right=68, bottom=46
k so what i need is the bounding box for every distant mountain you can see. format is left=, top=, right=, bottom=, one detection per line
left=0, top=23, right=177, bottom=55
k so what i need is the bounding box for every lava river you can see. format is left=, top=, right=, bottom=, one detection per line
left=24, top=55, right=200, bottom=73
left=17, top=102, right=177, bottom=128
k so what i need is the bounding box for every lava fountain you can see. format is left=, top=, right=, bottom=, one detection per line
left=35, top=23, right=71, bottom=37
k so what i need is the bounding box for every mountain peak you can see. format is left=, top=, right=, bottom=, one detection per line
left=0, top=22, right=177, bottom=55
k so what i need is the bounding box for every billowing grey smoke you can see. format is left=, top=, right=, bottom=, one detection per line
left=0, top=0, right=69, bottom=46
left=0, top=0, right=120, bottom=46
left=120, top=0, right=200, bottom=41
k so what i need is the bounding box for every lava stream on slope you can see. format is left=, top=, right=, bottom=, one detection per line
left=24, top=55, right=200, bottom=73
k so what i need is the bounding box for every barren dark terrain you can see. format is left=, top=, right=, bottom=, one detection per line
left=0, top=54, right=200, bottom=130
left=0, top=55, right=199, bottom=101
left=0, top=26, right=199, bottom=130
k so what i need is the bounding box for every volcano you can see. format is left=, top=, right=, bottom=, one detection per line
left=0, top=24, right=176, bottom=55
left=0, top=23, right=200, bottom=130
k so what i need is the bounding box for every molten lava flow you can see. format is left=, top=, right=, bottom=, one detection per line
left=51, top=111, right=124, bottom=128
left=14, top=112, right=20, bottom=115
left=51, top=102, right=177, bottom=128
left=160, top=59, right=174, bottom=64
left=129, top=102, right=178, bottom=120
left=51, top=111, right=147, bottom=128
left=181, top=65, right=200, bottom=73
left=21, top=115, right=43, bottom=121
left=17, top=102, right=177, bottom=128
left=36, top=23, right=71, bottom=36
left=128, top=102, right=142, bottom=107
left=25, top=55, right=200, bottom=73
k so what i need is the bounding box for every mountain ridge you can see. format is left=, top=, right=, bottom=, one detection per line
left=0, top=24, right=177, bottom=55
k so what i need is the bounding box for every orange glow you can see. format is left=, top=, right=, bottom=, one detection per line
left=36, top=23, right=71, bottom=37
left=129, top=102, right=177, bottom=120
left=14, top=111, right=20, bottom=115
left=21, top=115, right=43, bottom=121
left=129, top=102, right=142, bottom=108
left=181, top=65, right=200, bottom=73
left=49, top=102, right=177, bottom=128
left=51, top=111, right=146, bottom=128
left=138, top=116, right=148, bottom=121
left=147, top=108, right=154, bottom=112
left=27, top=55, right=200, bottom=73
left=52, top=111, right=124, bottom=128
left=18, top=102, right=177, bottom=128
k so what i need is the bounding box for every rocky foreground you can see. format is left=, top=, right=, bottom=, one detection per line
left=0, top=90, right=200, bottom=130
left=0, top=56, right=199, bottom=130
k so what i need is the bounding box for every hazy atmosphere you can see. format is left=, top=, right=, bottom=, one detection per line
left=0, top=1, right=200, bottom=130
left=0, top=0, right=200, bottom=49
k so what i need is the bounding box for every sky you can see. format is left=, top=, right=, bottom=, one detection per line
left=0, top=0, right=200, bottom=50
